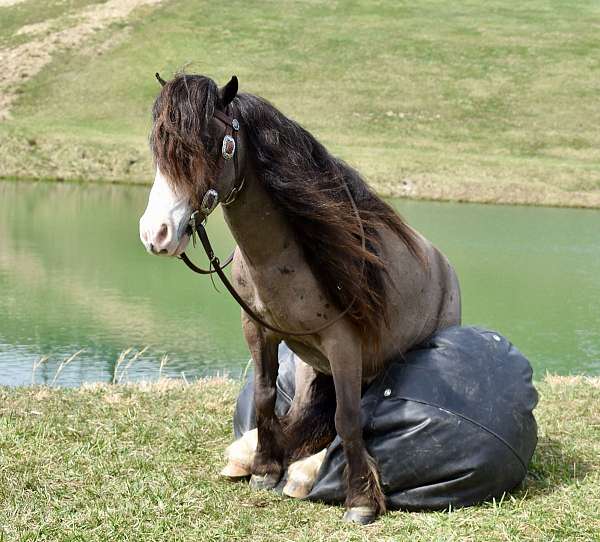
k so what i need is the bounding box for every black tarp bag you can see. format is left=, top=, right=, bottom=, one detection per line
left=233, top=326, right=538, bottom=510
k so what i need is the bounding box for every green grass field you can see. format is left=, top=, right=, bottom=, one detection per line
left=0, top=376, right=598, bottom=541
left=1, top=0, right=600, bottom=206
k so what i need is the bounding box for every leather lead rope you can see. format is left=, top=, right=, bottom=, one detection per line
left=179, top=251, right=234, bottom=274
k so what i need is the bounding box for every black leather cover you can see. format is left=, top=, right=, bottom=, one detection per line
left=233, top=326, right=538, bottom=510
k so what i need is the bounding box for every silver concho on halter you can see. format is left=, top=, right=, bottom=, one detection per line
left=222, top=135, right=236, bottom=160
left=200, top=189, right=219, bottom=217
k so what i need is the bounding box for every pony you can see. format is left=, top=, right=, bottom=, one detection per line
left=139, top=73, right=461, bottom=524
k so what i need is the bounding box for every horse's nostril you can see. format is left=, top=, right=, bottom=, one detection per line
left=149, top=243, right=156, bottom=253
left=159, top=249, right=168, bottom=254
left=157, top=223, right=169, bottom=243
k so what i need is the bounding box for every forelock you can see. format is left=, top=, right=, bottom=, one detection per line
left=149, top=74, right=220, bottom=204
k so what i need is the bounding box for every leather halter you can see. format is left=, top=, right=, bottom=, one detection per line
left=211, top=108, right=245, bottom=209
left=179, top=105, right=242, bottom=274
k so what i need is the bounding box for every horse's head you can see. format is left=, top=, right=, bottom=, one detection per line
left=139, top=74, right=245, bottom=256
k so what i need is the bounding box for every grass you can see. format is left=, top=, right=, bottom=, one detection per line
left=1, top=0, right=600, bottom=206
left=0, top=375, right=598, bottom=541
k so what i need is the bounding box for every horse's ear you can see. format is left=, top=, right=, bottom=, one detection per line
left=155, top=72, right=166, bottom=86
left=219, top=75, right=238, bottom=107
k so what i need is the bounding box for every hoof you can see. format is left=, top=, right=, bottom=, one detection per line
left=220, top=461, right=251, bottom=480
left=221, top=429, right=257, bottom=480
left=282, top=479, right=311, bottom=499
left=249, top=473, right=280, bottom=490
left=283, top=449, right=326, bottom=499
left=343, top=506, right=378, bottom=525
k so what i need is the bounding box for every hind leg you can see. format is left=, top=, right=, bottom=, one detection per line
left=220, top=428, right=257, bottom=479
left=279, top=360, right=336, bottom=497
left=283, top=449, right=327, bottom=498
left=282, top=360, right=337, bottom=462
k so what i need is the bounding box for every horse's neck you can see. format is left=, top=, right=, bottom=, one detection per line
left=222, top=172, right=293, bottom=267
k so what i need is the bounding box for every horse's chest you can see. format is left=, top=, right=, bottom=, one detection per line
left=242, top=286, right=332, bottom=373
left=237, top=256, right=327, bottom=326
left=233, top=252, right=335, bottom=375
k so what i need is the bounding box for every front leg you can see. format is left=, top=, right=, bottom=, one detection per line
left=322, top=326, right=386, bottom=524
left=242, top=315, right=285, bottom=489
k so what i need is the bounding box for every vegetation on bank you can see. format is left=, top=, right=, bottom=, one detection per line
left=0, top=375, right=598, bottom=541
left=1, top=0, right=600, bottom=207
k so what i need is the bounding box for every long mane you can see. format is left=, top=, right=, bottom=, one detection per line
left=151, top=75, right=424, bottom=344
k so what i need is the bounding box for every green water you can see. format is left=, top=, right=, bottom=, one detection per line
left=0, top=180, right=598, bottom=386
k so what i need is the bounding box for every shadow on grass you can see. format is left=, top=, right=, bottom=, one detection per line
left=520, top=436, right=591, bottom=497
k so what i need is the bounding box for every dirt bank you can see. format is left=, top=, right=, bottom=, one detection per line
left=0, top=0, right=163, bottom=120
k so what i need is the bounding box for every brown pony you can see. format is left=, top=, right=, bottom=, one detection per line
left=139, top=74, right=461, bottom=524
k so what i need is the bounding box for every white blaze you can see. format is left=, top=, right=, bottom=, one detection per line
left=139, top=168, right=192, bottom=256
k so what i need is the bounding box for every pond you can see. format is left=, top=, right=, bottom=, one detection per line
left=1, top=180, right=599, bottom=386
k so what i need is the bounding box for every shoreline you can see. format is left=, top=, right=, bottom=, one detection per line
left=1, top=373, right=598, bottom=390
left=3, top=174, right=600, bottom=211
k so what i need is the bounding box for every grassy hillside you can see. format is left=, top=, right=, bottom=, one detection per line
left=1, top=0, right=600, bottom=207
left=0, top=376, right=598, bottom=541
